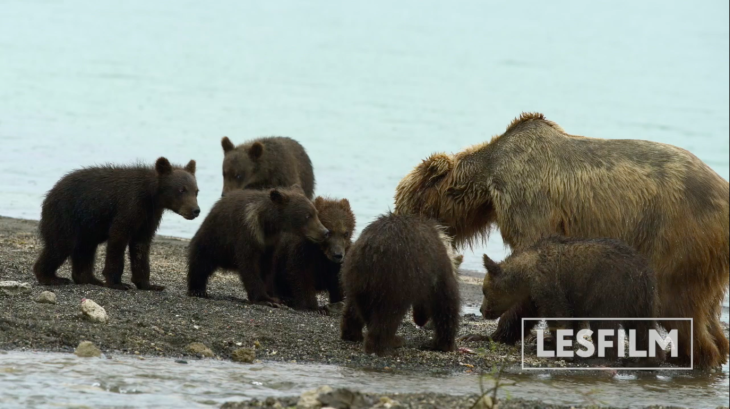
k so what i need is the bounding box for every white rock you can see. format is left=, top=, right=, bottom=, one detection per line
left=35, top=291, right=57, bottom=304
left=81, top=299, right=109, bottom=324
left=297, top=385, right=333, bottom=409
left=0, top=281, right=32, bottom=296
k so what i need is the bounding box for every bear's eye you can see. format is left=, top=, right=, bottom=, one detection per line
left=179, top=187, right=186, bottom=194
left=344, top=231, right=350, bottom=237
left=305, top=214, right=311, bottom=220
left=235, top=174, right=243, bottom=180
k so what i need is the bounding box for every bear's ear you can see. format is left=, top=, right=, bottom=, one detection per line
left=184, top=160, right=196, bottom=175
left=339, top=198, right=351, bottom=210
left=269, top=188, right=288, bottom=205
left=482, top=254, right=500, bottom=276
left=155, top=157, right=173, bottom=176
left=222, top=137, right=235, bottom=153
left=248, top=142, right=264, bottom=160
left=423, top=153, right=453, bottom=185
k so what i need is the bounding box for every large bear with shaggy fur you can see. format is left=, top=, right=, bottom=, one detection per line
left=394, top=112, right=729, bottom=369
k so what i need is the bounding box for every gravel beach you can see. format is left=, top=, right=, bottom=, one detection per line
left=1, top=216, right=727, bottom=408
left=0, top=216, right=515, bottom=373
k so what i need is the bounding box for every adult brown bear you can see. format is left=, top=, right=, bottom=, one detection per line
left=394, top=112, right=729, bottom=368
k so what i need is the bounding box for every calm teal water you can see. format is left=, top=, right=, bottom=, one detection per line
left=1, top=0, right=728, bottom=271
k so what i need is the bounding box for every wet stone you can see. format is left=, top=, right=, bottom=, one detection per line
left=186, top=342, right=214, bottom=358
left=74, top=341, right=101, bottom=358
left=35, top=291, right=57, bottom=304
left=231, top=348, right=255, bottom=363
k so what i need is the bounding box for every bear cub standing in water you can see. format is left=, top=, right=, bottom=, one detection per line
left=34, top=157, right=199, bottom=290
left=272, top=196, right=356, bottom=312
left=220, top=136, right=315, bottom=199
left=187, top=185, right=329, bottom=305
left=340, top=212, right=460, bottom=356
left=480, top=235, right=664, bottom=363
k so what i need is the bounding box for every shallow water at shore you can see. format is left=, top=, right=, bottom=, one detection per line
left=0, top=351, right=728, bottom=408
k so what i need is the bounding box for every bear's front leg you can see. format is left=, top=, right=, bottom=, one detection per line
left=130, top=240, right=165, bottom=291
left=237, top=265, right=281, bottom=307
left=490, top=299, right=539, bottom=344
left=340, top=300, right=365, bottom=342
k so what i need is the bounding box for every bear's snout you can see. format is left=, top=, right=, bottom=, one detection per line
left=332, top=251, right=344, bottom=263
left=192, top=208, right=201, bottom=217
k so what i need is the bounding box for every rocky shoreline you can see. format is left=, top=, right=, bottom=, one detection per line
left=1, top=216, right=727, bottom=408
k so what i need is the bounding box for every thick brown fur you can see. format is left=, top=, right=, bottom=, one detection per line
left=482, top=236, right=664, bottom=363
left=394, top=112, right=730, bottom=368
left=221, top=136, right=315, bottom=199
left=34, top=158, right=199, bottom=290
left=340, top=212, right=460, bottom=356
left=272, top=197, right=356, bottom=311
left=187, top=186, right=329, bottom=305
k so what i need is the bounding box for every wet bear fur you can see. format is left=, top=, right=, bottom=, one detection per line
left=187, top=185, right=329, bottom=305
left=272, top=197, right=356, bottom=311
left=394, top=112, right=729, bottom=368
left=221, top=136, right=314, bottom=199
left=340, top=212, right=460, bottom=356
left=33, top=157, right=199, bottom=290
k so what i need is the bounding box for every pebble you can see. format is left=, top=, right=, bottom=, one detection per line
left=80, top=299, right=109, bottom=324
left=0, top=281, right=32, bottom=296
left=186, top=342, right=215, bottom=358
left=35, top=291, right=57, bottom=304
left=75, top=341, right=102, bottom=358
left=231, top=348, right=256, bottom=364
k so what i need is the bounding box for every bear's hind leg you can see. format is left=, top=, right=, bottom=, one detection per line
left=187, top=250, right=217, bottom=298
left=34, top=245, right=72, bottom=286
left=426, top=279, right=460, bottom=352
left=71, top=243, right=103, bottom=286
left=364, top=307, right=406, bottom=356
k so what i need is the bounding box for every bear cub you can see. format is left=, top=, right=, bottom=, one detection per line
left=480, top=235, right=664, bottom=363
left=272, top=196, right=356, bottom=312
left=221, top=136, right=315, bottom=199
left=340, top=212, right=460, bottom=356
left=187, top=185, right=329, bottom=305
left=34, top=157, right=199, bottom=290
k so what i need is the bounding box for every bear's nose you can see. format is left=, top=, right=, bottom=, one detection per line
left=193, top=208, right=201, bottom=217
left=332, top=252, right=344, bottom=263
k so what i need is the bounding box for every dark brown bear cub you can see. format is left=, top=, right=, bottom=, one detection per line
left=187, top=185, right=329, bottom=305
left=220, top=136, right=314, bottom=199
left=480, top=236, right=664, bottom=363
left=340, top=212, right=460, bottom=356
left=272, top=197, right=356, bottom=311
left=34, top=158, right=199, bottom=290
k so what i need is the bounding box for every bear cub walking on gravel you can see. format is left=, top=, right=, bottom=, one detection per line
left=221, top=136, right=315, bottom=199
left=340, top=212, right=460, bottom=356
left=480, top=235, right=664, bottom=362
left=272, top=196, right=356, bottom=312
left=187, top=185, right=329, bottom=305
left=34, top=157, right=200, bottom=290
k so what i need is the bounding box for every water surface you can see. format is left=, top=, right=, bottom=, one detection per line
left=0, top=351, right=728, bottom=409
